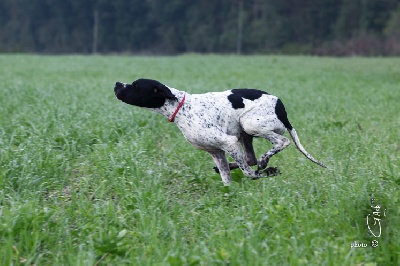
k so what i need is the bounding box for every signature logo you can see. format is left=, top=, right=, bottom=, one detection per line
left=350, top=197, right=386, bottom=250
left=367, top=198, right=386, bottom=238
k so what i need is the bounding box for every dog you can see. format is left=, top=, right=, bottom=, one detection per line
left=114, top=78, right=327, bottom=185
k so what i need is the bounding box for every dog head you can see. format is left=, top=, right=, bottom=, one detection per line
left=114, top=78, right=177, bottom=108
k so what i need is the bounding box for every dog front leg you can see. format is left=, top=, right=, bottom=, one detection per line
left=213, top=133, right=257, bottom=173
left=208, top=150, right=232, bottom=185
left=224, top=143, right=260, bottom=180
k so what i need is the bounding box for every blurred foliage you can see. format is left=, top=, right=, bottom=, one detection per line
left=0, top=0, right=399, bottom=55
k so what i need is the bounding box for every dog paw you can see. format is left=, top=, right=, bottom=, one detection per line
left=255, top=167, right=280, bottom=178
left=257, top=158, right=270, bottom=171
left=263, top=167, right=280, bottom=176
left=213, top=166, right=220, bottom=173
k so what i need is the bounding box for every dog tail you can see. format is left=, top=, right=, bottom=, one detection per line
left=275, top=98, right=327, bottom=168
left=288, top=128, right=328, bottom=168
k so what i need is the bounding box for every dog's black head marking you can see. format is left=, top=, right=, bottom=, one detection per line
left=114, top=78, right=177, bottom=108
left=227, top=89, right=269, bottom=109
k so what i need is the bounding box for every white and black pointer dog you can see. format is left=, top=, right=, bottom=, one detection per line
left=114, top=78, right=327, bottom=185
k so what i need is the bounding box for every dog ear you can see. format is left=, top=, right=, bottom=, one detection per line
left=155, top=85, right=177, bottom=100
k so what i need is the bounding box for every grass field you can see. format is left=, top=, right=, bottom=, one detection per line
left=0, top=54, right=399, bottom=265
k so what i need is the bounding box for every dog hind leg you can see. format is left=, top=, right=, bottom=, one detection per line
left=258, top=132, right=290, bottom=173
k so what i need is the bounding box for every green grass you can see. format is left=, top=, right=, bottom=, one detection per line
left=0, top=54, right=399, bottom=265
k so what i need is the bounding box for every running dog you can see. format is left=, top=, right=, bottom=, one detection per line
left=114, top=78, right=327, bottom=185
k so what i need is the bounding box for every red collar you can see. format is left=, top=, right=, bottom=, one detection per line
left=168, top=94, right=186, bottom=122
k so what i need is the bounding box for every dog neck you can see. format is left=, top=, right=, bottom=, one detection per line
left=150, top=87, right=187, bottom=121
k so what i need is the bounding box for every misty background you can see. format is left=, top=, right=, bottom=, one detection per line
left=1, top=0, right=399, bottom=56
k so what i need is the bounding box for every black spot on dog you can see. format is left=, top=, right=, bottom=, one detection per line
left=228, top=89, right=269, bottom=109
left=275, top=99, right=293, bottom=130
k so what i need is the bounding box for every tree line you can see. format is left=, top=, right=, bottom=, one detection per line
left=1, top=0, right=399, bottom=56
